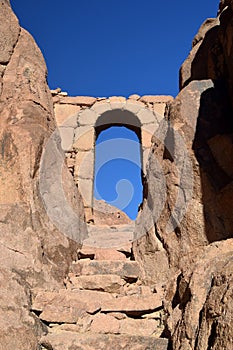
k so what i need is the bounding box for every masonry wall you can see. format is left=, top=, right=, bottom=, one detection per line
left=52, top=91, right=173, bottom=221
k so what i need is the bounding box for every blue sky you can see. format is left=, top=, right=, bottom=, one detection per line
left=11, top=1, right=220, bottom=219
left=11, top=0, right=219, bottom=97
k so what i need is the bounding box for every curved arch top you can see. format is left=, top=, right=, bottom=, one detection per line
left=54, top=95, right=171, bottom=221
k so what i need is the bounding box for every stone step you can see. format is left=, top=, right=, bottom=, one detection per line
left=66, top=274, right=126, bottom=293
left=85, top=224, right=135, bottom=249
left=101, top=294, right=162, bottom=316
left=67, top=274, right=155, bottom=296
left=44, top=312, right=164, bottom=337
left=32, top=289, right=162, bottom=324
left=69, top=260, right=141, bottom=280
left=40, top=332, right=169, bottom=350
left=78, top=246, right=131, bottom=261
left=32, top=290, right=113, bottom=323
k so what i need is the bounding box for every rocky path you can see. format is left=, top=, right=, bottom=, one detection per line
left=32, top=224, right=169, bottom=350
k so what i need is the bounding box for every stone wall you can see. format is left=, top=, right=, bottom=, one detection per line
left=53, top=91, right=173, bottom=221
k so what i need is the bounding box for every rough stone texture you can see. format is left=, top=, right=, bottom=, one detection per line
left=40, top=333, right=169, bottom=350
left=0, top=3, right=86, bottom=348
left=67, top=274, right=126, bottom=293
left=54, top=103, right=80, bottom=126
left=78, top=246, right=128, bottom=260
left=140, top=95, right=174, bottom=103
left=70, top=260, right=141, bottom=279
left=2, top=1, right=233, bottom=349
left=32, top=289, right=114, bottom=323
left=101, top=294, right=162, bottom=314
left=133, top=2, right=233, bottom=349
left=93, top=199, right=133, bottom=225
left=0, top=1, right=20, bottom=65
left=166, top=239, right=233, bottom=350
left=59, top=96, right=97, bottom=106
left=53, top=95, right=169, bottom=222
left=90, top=313, right=120, bottom=334
left=84, top=223, right=134, bottom=249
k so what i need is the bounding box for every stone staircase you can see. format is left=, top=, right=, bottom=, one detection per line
left=84, top=223, right=135, bottom=249
left=32, top=224, right=169, bottom=350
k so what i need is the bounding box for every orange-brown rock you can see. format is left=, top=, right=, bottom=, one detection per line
left=140, top=95, right=174, bottom=103
left=166, top=239, right=233, bottom=350
left=93, top=199, right=133, bottom=225
left=70, top=260, right=141, bottom=280
left=59, top=95, right=97, bottom=106
left=133, top=2, right=233, bottom=349
left=40, top=333, right=169, bottom=350
left=67, top=274, right=126, bottom=293
left=0, top=1, right=86, bottom=347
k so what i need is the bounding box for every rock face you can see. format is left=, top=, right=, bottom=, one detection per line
left=0, top=1, right=86, bottom=348
left=1, top=1, right=233, bottom=349
left=133, top=2, right=233, bottom=349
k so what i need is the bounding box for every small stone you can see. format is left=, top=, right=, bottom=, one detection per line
left=90, top=313, right=120, bottom=334
left=59, top=91, right=68, bottom=96
left=59, top=96, right=97, bottom=106
left=140, top=95, right=173, bottom=103
left=50, top=88, right=61, bottom=95
left=68, top=274, right=126, bottom=293
left=128, top=94, right=140, bottom=100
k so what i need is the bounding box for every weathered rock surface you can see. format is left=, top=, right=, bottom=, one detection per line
left=33, top=253, right=167, bottom=349
left=167, top=239, right=233, bottom=350
left=93, top=199, right=134, bottom=225
left=70, top=260, right=141, bottom=279
left=0, top=1, right=86, bottom=348
left=2, top=1, right=233, bottom=349
left=67, top=274, right=126, bottom=293
left=40, top=333, right=169, bottom=350
left=133, top=2, right=233, bottom=349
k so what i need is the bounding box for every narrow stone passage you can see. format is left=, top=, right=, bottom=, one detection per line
left=32, top=223, right=169, bottom=350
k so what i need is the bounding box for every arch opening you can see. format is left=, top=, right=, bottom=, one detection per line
left=94, top=125, right=143, bottom=220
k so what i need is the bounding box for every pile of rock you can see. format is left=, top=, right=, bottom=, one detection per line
left=33, top=258, right=169, bottom=349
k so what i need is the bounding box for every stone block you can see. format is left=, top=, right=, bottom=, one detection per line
left=90, top=313, right=120, bottom=334
left=77, top=178, right=93, bottom=207
left=78, top=246, right=127, bottom=261
left=141, top=123, right=158, bottom=148
left=78, top=108, right=98, bottom=125
left=73, top=126, right=95, bottom=151
left=32, top=290, right=113, bottom=323
left=124, top=100, right=145, bottom=114
left=68, top=274, right=125, bottom=293
left=109, top=96, right=126, bottom=110
left=59, top=96, right=97, bottom=106
left=91, top=100, right=110, bottom=115
left=128, top=94, right=140, bottom=100
left=142, top=148, right=150, bottom=174
left=70, top=260, right=141, bottom=279
left=74, top=150, right=94, bottom=179
left=153, top=103, right=166, bottom=120
left=84, top=207, right=94, bottom=223
left=140, top=95, right=173, bottom=103
left=40, top=333, right=169, bottom=350
left=101, top=294, right=162, bottom=314
left=137, top=107, right=156, bottom=124
left=54, top=103, right=80, bottom=127
left=120, top=318, right=160, bottom=336
left=141, top=128, right=153, bottom=148
left=58, top=127, right=74, bottom=151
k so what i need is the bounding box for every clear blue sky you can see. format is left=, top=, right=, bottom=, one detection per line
left=11, top=1, right=220, bottom=219
left=11, top=0, right=219, bottom=97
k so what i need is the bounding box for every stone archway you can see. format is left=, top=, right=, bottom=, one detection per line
left=54, top=95, right=172, bottom=222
